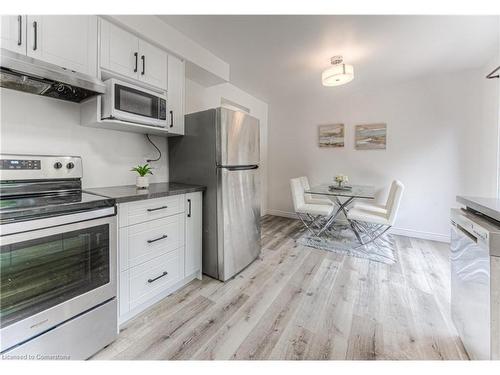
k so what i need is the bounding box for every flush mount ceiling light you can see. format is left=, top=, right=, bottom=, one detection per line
left=322, top=55, right=354, bottom=87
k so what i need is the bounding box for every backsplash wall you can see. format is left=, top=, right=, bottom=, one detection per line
left=0, top=89, right=168, bottom=188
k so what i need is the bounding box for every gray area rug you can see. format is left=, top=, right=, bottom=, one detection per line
left=296, top=223, right=397, bottom=264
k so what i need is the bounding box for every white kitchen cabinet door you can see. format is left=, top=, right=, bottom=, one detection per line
left=0, top=15, right=26, bottom=54
left=184, top=192, right=202, bottom=277
left=167, top=54, right=185, bottom=135
left=100, top=18, right=139, bottom=80
left=26, top=16, right=97, bottom=76
left=138, top=40, right=167, bottom=90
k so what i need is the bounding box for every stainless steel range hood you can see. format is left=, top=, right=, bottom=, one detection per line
left=0, top=48, right=105, bottom=103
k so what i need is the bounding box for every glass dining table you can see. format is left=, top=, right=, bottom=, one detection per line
left=304, top=184, right=375, bottom=235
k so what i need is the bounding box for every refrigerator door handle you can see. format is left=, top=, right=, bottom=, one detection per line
left=220, top=165, right=259, bottom=171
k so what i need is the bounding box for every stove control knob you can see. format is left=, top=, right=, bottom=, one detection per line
left=66, top=162, right=75, bottom=169
left=54, top=162, right=62, bottom=169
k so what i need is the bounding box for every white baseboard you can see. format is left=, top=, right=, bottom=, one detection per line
left=265, top=209, right=297, bottom=219
left=266, top=209, right=450, bottom=243
left=389, top=227, right=450, bottom=243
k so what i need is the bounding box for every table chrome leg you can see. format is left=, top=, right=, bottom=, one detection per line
left=318, top=196, right=355, bottom=236
left=348, top=219, right=364, bottom=244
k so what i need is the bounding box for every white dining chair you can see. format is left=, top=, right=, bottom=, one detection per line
left=299, top=177, right=333, bottom=206
left=352, top=179, right=398, bottom=214
left=290, top=177, right=334, bottom=235
left=346, top=180, right=404, bottom=247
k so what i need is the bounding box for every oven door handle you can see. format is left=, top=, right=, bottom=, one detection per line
left=0, top=207, right=116, bottom=238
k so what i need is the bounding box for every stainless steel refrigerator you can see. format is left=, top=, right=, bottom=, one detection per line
left=168, top=107, right=261, bottom=281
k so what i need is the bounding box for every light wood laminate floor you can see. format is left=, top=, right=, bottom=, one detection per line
left=93, top=215, right=468, bottom=360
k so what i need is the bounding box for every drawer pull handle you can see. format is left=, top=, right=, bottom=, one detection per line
left=148, top=271, right=168, bottom=283
left=147, top=205, right=168, bottom=212
left=147, top=234, right=168, bottom=243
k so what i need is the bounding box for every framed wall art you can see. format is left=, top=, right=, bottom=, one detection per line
left=318, top=124, right=344, bottom=148
left=355, top=123, right=387, bottom=150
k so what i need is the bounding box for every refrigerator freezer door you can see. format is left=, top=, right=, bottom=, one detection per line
left=218, top=166, right=261, bottom=281
left=218, top=107, right=260, bottom=167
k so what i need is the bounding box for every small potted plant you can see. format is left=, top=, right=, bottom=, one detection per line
left=334, top=174, right=349, bottom=188
left=131, top=164, right=153, bottom=189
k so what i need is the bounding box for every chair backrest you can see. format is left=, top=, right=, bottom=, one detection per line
left=299, top=176, right=315, bottom=204
left=385, top=180, right=404, bottom=225
left=384, top=180, right=398, bottom=209
left=290, top=177, right=306, bottom=211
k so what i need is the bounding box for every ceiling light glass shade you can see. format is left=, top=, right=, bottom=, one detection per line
left=322, top=63, right=354, bottom=86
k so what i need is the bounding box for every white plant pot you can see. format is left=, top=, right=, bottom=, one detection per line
left=136, top=176, right=150, bottom=189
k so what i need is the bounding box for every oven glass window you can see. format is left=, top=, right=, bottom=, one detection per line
left=0, top=224, right=110, bottom=328
left=115, top=84, right=158, bottom=118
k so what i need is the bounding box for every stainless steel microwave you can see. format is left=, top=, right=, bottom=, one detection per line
left=101, top=78, right=167, bottom=128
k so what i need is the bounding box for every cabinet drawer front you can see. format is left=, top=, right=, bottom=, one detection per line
left=118, top=195, right=184, bottom=227
left=120, top=214, right=185, bottom=270
left=129, top=249, right=183, bottom=310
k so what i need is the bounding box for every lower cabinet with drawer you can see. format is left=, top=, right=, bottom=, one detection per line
left=117, top=192, right=202, bottom=324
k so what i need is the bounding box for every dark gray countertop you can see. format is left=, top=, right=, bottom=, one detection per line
left=84, top=182, right=205, bottom=204
left=457, top=196, right=500, bottom=222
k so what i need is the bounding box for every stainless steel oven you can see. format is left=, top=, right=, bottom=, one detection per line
left=101, top=78, right=167, bottom=128
left=1, top=209, right=116, bottom=355
left=0, top=154, right=118, bottom=359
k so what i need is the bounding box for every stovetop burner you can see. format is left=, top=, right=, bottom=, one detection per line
left=0, top=154, right=116, bottom=225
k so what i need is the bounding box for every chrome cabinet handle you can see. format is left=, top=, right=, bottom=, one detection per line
left=17, top=16, right=22, bottom=46
left=32, top=21, right=37, bottom=51
left=134, top=52, right=138, bottom=73
left=141, top=55, right=145, bottom=75
left=187, top=199, right=192, bottom=218
left=147, top=205, right=168, bottom=212
left=472, top=229, right=487, bottom=241
left=147, top=271, right=168, bottom=283
left=169, top=110, right=174, bottom=128
left=147, top=234, right=168, bottom=244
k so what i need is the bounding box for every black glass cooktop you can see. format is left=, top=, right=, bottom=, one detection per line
left=0, top=191, right=115, bottom=224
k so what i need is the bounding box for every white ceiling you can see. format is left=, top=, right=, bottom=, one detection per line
left=159, top=15, right=499, bottom=103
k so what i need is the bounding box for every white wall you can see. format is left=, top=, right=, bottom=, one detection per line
left=185, top=79, right=269, bottom=215
left=0, top=89, right=168, bottom=188
left=267, top=67, right=499, bottom=242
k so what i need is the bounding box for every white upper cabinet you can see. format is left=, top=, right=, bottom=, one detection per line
left=167, top=54, right=185, bottom=135
left=99, top=18, right=167, bottom=91
left=138, top=40, right=168, bottom=89
left=25, top=16, right=97, bottom=76
left=0, top=15, right=27, bottom=54
left=100, top=19, right=139, bottom=81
